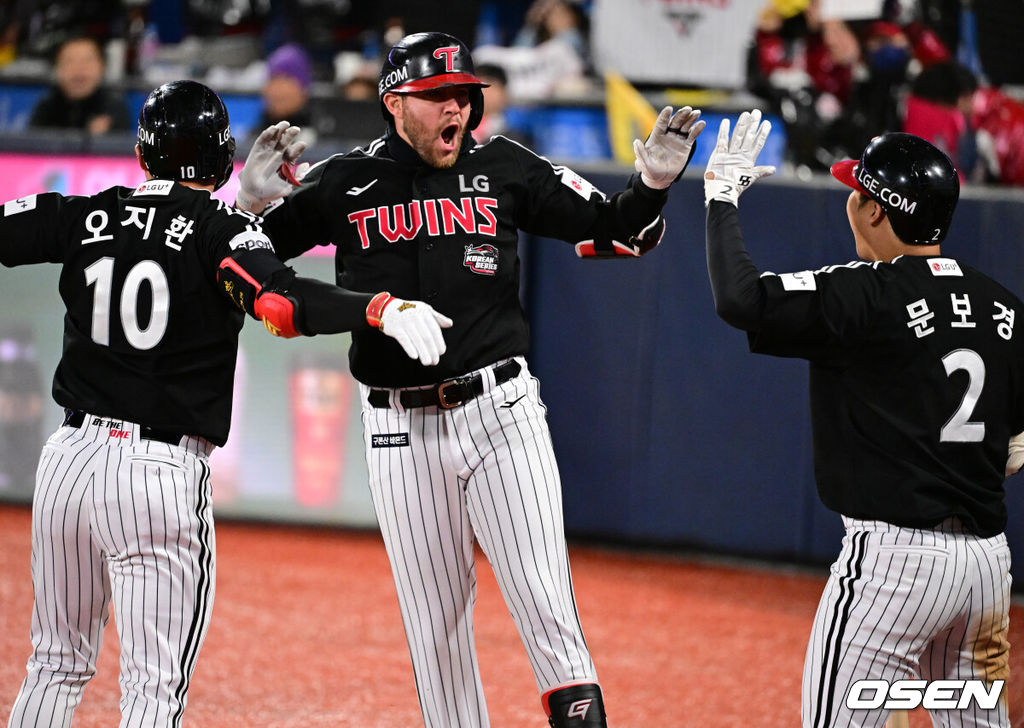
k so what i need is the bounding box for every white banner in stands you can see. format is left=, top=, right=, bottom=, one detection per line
left=591, top=0, right=763, bottom=89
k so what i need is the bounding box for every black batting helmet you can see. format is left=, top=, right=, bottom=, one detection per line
left=137, top=80, right=236, bottom=191
left=378, top=32, right=488, bottom=130
left=831, top=132, right=959, bottom=245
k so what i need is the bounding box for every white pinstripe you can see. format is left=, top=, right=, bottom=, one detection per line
left=360, top=357, right=596, bottom=728
left=8, top=416, right=216, bottom=728
left=803, top=517, right=1011, bottom=728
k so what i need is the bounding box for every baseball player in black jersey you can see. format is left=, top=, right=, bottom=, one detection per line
left=2, top=80, right=414, bottom=728
left=704, top=113, right=1024, bottom=727
left=235, top=31, right=705, bottom=728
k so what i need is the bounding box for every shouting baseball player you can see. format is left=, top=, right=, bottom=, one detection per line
left=3, top=80, right=441, bottom=728
left=235, top=31, right=705, bottom=728
left=704, top=113, right=1023, bottom=727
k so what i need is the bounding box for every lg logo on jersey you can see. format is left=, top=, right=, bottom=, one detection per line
left=846, top=679, right=1004, bottom=711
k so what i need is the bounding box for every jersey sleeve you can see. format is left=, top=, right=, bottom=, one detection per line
left=706, top=198, right=884, bottom=359
left=259, top=158, right=337, bottom=261
left=748, top=263, right=886, bottom=359
left=505, top=139, right=669, bottom=253
left=196, top=197, right=278, bottom=280
left=0, top=192, right=81, bottom=266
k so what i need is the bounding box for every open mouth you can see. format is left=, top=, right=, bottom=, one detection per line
left=440, top=122, right=459, bottom=149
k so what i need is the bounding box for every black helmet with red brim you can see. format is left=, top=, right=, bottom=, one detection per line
left=378, top=32, right=488, bottom=129
left=830, top=132, right=959, bottom=245
left=829, top=159, right=868, bottom=195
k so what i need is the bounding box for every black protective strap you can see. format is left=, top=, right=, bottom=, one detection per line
left=368, top=359, right=522, bottom=409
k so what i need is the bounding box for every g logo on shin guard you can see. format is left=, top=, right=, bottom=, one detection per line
left=567, top=699, right=593, bottom=720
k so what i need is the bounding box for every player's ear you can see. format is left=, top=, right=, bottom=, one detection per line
left=868, top=200, right=887, bottom=228
left=135, top=144, right=153, bottom=179
left=383, top=92, right=403, bottom=120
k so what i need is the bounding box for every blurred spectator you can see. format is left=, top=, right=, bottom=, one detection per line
left=903, top=61, right=979, bottom=179
left=473, top=0, right=590, bottom=100
left=971, top=88, right=1024, bottom=187
left=253, top=43, right=319, bottom=147
left=28, top=36, right=131, bottom=135
left=749, top=0, right=853, bottom=170
left=753, top=0, right=956, bottom=173
left=334, top=51, right=378, bottom=101
left=823, top=19, right=913, bottom=156
left=513, top=0, right=588, bottom=60
left=473, top=62, right=531, bottom=145
left=1, top=1, right=122, bottom=61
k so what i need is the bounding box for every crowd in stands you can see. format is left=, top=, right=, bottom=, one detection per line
left=0, top=0, right=1022, bottom=186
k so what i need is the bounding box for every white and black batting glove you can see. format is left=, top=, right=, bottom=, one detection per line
left=633, top=106, right=706, bottom=190
left=236, top=121, right=310, bottom=214
left=703, top=109, right=776, bottom=208
left=366, top=293, right=454, bottom=367
left=1007, top=430, right=1024, bottom=477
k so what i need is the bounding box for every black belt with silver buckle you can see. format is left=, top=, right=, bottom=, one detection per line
left=367, top=359, right=522, bottom=410
left=63, top=409, right=186, bottom=446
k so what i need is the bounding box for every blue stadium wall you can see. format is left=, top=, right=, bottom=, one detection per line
left=525, top=171, right=1024, bottom=565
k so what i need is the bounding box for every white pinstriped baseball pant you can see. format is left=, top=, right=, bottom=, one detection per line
left=8, top=415, right=216, bottom=728
left=360, top=357, right=598, bottom=728
left=803, top=516, right=1011, bottom=728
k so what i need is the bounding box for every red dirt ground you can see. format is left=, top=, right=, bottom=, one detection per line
left=0, top=504, right=1019, bottom=727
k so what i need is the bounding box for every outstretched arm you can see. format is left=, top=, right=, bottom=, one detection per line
left=216, top=249, right=452, bottom=366
left=510, top=107, right=705, bottom=259
left=235, top=121, right=310, bottom=214
left=704, top=110, right=776, bottom=331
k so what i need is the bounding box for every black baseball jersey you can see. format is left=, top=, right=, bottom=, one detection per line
left=707, top=201, right=1024, bottom=537
left=262, top=128, right=669, bottom=387
left=0, top=180, right=277, bottom=445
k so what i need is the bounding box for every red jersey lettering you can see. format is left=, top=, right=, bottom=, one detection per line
left=475, top=197, right=498, bottom=236
left=348, top=208, right=377, bottom=249
left=377, top=202, right=423, bottom=243
left=423, top=199, right=441, bottom=236
left=440, top=198, right=476, bottom=235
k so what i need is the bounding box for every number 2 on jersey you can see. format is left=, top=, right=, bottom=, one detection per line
left=940, top=348, right=985, bottom=442
left=84, top=257, right=170, bottom=350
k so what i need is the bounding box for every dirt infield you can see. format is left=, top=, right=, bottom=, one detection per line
left=0, top=504, right=1018, bottom=726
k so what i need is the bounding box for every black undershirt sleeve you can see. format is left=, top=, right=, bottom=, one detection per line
left=221, top=249, right=373, bottom=335
left=705, top=200, right=765, bottom=332
left=285, top=275, right=374, bottom=334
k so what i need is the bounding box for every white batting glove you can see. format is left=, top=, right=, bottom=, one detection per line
left=374, top=296, right=453, bottom=367
left=235, top=121, right=310, bottom=214
left=1007, top=430, right=1024, bottom=477
left=703, top=109, right=776, bottom=208
left=633, top=106, right=706, bottom=190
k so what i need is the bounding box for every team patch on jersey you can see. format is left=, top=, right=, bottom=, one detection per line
left=228, top=232, right=275, bottom=252
left=927, top=258, right=963, bottom=277
left=463, top=243, right=499, bottom=276
left=558, top=167, right=594, bottom=200
left=4, top=195, right=36, bottom=215
left=133, top=180, right=174, bottom=196
left=372, top=433, right=409, bottom=448
left=778, top=270, right=818, bottom=291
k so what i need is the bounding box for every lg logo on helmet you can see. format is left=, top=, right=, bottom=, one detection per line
left=433, top=46, right=459, bottom=72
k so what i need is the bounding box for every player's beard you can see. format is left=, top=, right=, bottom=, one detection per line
left=402, top=106, right=466, bottom=169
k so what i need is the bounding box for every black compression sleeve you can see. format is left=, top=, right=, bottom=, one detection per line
left=705, top=200, right=765, bottom=331
left=285, top=276, right=375, bottom=334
